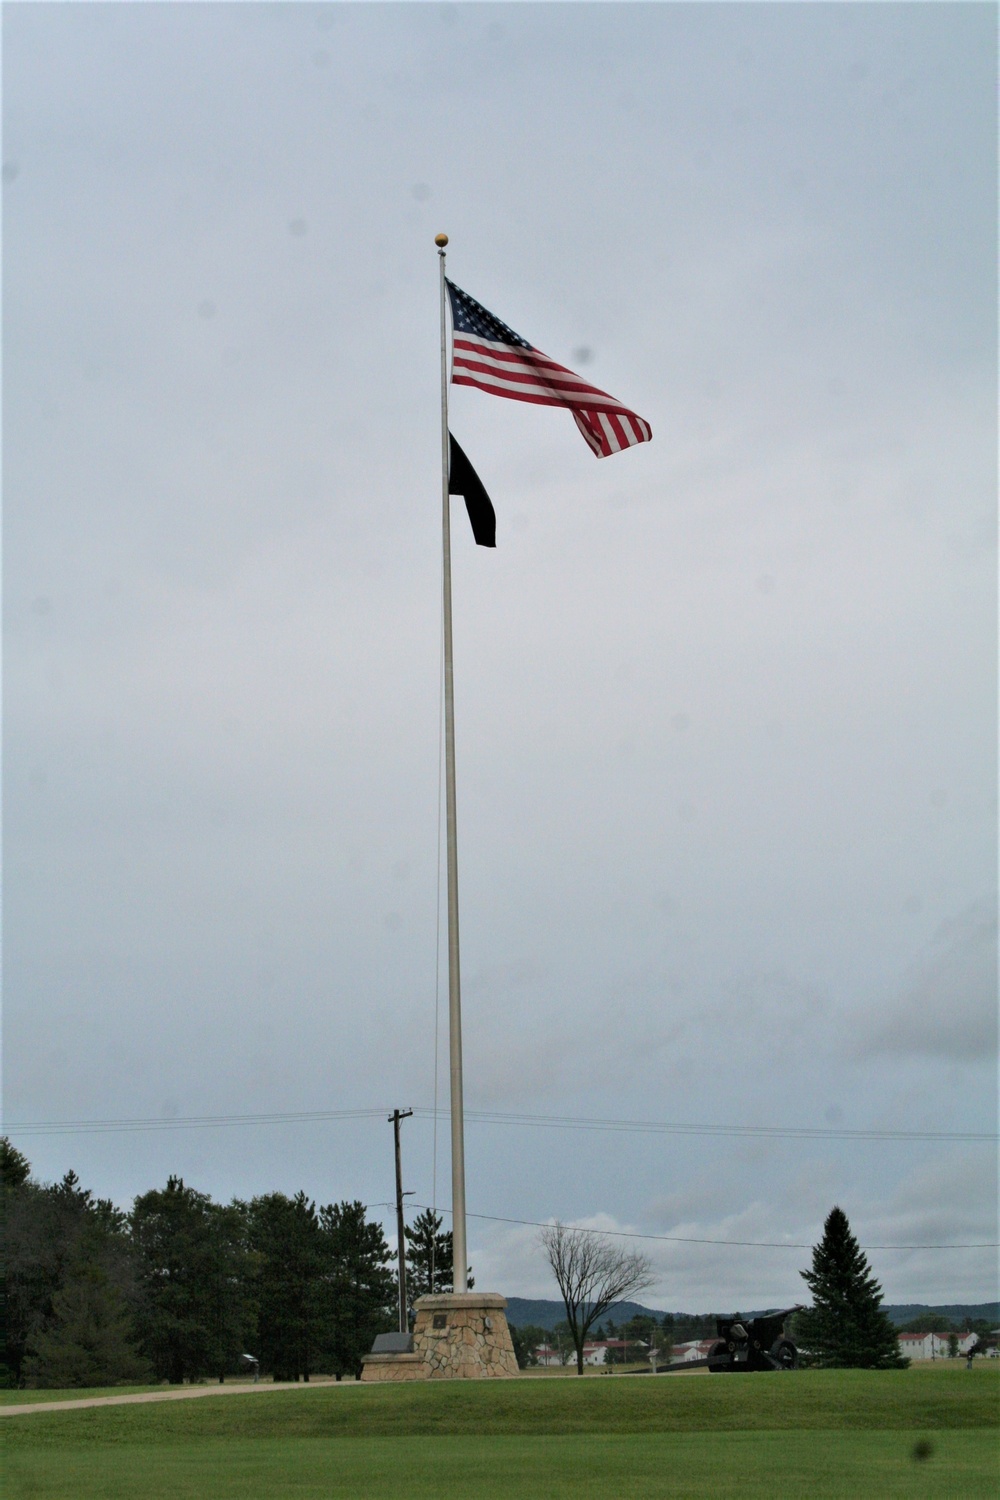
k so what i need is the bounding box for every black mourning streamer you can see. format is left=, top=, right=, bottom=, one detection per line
left=449, top=433, right=496, bottom=548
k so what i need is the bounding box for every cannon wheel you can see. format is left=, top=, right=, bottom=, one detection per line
left=707, top=1340, right=731, bottom=1372
left=770, top=1338, right=797, bottom=1370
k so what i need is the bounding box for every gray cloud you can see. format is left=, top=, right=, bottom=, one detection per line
left=853, top=902, right=998, bottom=1063
left=4, top=3, right=995, bottom=1304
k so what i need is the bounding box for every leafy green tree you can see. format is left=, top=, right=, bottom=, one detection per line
left=601, top=1318, right=633, bottom=1365
left=899, top=1314, right=953, bottom=1334
left=947, top=1332, right=959, bottom=1358
left=131, top=1178, right=249, bottom=1384
left=509, top=1324, right=547, bottom=1368
left=22, top=1263, right=152, bottom=1388
left=551, top=1320, right=576, bottom=1366
left=625, top=1313, right=656, bottom=1360
left=654, top=1314, right=675, bottom=1363
left=320, top=1201, right=396, bottom=1379
left=246, top=1192, right=324, bottom=1381
left=798, top=1206, right=908, bottom=1369
left=672, top=1312, right=718, bottom=1342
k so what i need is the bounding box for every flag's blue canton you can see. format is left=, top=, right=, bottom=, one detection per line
left=447, top=280, right=532, bottom=350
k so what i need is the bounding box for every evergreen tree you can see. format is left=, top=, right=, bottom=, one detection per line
left=22, top=1262, right=152, bottom=1388
left=131, top=1178, right=249, bottom=1383
left=405, top=1209, right=450, bottom=1296
left=798, top=1206, right=908, bottom=1369
left=320, top=1200, right=396, bottom=1379
left=508, top=1324, right=547, bottom=1368
left=0, top=1137, right=31, bottom=1191
left=3, top=1157, right=142, bottom=1388
left=246, top=1192, right=324, bottom=1382
left=405, top=1208, right=473, bottom=1296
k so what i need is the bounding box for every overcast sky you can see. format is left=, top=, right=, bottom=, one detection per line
left=4, top=2, right=997, bottom=1311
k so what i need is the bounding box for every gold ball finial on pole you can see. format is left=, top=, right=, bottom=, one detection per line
left=434, top=233, right=449, bottom=247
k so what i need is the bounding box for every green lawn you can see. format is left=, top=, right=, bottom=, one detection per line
left=4, top=1432, right=998, bottom=1499
left=0, top=1384, right=170, bottom=1406
left=4, top=1365, right=997, bottom=1498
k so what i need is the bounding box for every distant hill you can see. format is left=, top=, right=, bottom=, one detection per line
left=504, top=1297, right=1000, bottom=1333
left=882, top=1303, right=999, bottom=1328
left=504, top=1298, right=669, bottom=1331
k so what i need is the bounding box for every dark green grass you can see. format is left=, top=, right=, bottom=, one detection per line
left=5, top=1365, right=996, bottom=1447
left=0, top=1384, right=169, bottom=1406
left=4, top=1432, right=998, bottom=1499
left=4, top=1367, right=997, bottom=1499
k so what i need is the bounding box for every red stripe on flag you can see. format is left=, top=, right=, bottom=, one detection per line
left=451, top=329, right=651, bottom=455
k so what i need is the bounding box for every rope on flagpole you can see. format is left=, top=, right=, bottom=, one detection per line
left=430, top=521, right=445, bottom=1291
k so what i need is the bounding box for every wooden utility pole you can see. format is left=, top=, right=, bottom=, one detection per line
left=390, top=1108, right=414, bottom=1334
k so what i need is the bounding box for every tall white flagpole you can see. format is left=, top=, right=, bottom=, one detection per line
left=435, top=232, right=468, bottom=1293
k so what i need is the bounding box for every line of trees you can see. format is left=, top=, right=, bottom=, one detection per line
left=521, top=1313, right=676, bottom=1367
left=1, top=1140, right=401, bottom=1389
left=599, top=1313, right=676, bottom=1364
left=536, top=1205, right=929, bottom=1376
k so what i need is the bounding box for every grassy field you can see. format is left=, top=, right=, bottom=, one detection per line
left=0, top=1384, right=170, bottom=1406
left=4, top=1364, right=997, bottom=1498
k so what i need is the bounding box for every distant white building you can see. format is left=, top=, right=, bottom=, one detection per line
left=589, top=1339, right=631, bottom=1364
left=533, top=1338, right=648, bottom=1367
left=897, top=1331, right=978, bottom=1360
left=670, top=1340, right=715, bottom=1364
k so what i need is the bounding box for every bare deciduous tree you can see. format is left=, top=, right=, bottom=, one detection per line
left=540, top=1222, right=654, bottom=1375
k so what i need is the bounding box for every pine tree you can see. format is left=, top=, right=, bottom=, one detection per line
left=0, top=1137, right=31, bottom=1191
left=798, top=1206, right=908, bottom=1368
left=3, top=1156, right=143, bottom=1388
left=131, top=1178, right=250, bottom=1383
left=22, top=1263, right=151, bottom=1388
left=319, top=1201, right=396, bottom=1379
left=246, top=1191, right=324, bottom=1382
left=405, top=1209, right=453, bottom=1297
left=405, top=1208, right=473, bottom=1296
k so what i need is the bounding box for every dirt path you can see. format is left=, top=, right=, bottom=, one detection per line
left=0, top=1379, right=348, bottom=1417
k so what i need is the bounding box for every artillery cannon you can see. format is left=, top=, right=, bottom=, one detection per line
left=707, top=1306, right=800, bottom=1372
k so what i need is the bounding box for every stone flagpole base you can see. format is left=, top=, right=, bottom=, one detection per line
left=360, top=1293, right=519, bottom=1381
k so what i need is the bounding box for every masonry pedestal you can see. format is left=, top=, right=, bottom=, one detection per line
left=360, top=1293, right=519, bottom=1381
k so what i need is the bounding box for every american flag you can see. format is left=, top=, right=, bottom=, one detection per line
left=446, top=280, right=651, bottom=459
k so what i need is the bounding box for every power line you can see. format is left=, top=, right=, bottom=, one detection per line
left=4, top=1105, right=995, bottom=1143
left=3, top=1108, right=390, bottom=1136
left=456, top=1109, right=995, bottom=1145
left=4, top=1111, right=990, bottom=1251
left=412, top=1204, right=999, bottom=1254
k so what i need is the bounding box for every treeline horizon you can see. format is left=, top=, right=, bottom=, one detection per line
left=4, top=1142, right=994, bottom=1390
left=1, top=1139, right=461, bottom=1390
left=502, top=1295, right=1000, bottom=1337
